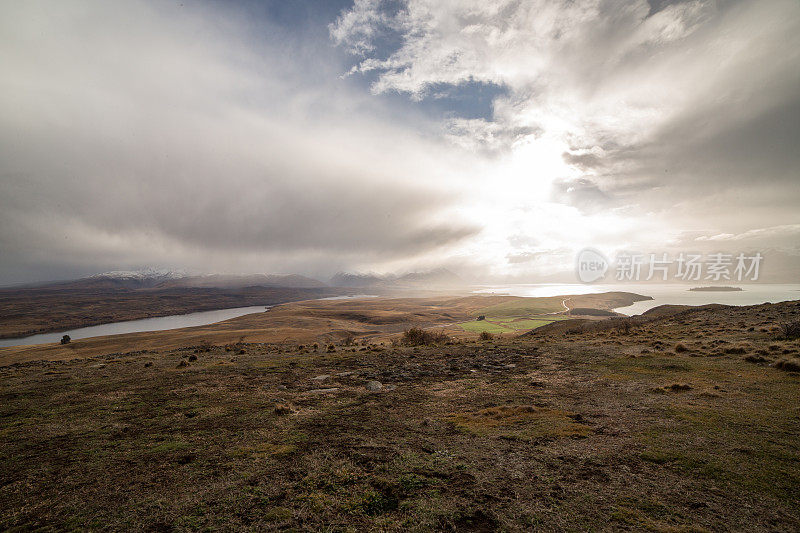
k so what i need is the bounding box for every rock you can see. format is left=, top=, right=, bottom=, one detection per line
left=176, top=360, right=188, bottom=368
left=337, top=371, right=356, bottom=377
left=311, top=374, right=331, bottom=381
left=384, top=384, right=397, bottom=391
left=306, top=388, right=339, bottom=394
left=365, top=380, right=383, bottom=392
left=188, top=354, right=198, bottom=362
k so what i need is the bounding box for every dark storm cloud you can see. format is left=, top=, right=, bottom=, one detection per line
left=0, top=0, right=478, bottom=283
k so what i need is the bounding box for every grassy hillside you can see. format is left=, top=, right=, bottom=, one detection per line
left=1, top=299, right=798, bottom=530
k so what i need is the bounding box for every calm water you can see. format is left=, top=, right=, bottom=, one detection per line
left=0, top=306, right=269, bottom=348
left=471, top=283, right=800, bottom=316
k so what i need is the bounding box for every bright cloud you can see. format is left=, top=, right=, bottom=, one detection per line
left=332, top=0, right=800, bottom=278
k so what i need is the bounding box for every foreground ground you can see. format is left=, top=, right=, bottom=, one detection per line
left=1, top=299, right=798, bottom=530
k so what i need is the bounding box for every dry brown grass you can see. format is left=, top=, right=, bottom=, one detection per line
left=1, top=298, right=799, bottom=530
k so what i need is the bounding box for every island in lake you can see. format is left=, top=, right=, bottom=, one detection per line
left=689, top=286, right=743, bottom=292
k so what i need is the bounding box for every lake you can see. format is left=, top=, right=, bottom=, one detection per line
left=0, top=294, right=384, bottom=348
left=2, top=286, right=797, bottom=348
left=0, top=306, right=270, bottom=348
left=471, top=283, right=800, bottom=315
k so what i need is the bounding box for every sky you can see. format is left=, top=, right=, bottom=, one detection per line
left=0, top=0, right=799, bottom=285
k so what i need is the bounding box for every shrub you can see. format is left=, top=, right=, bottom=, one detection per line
left=479, top=331, right=494, bottom=341
left=779, top=321, right=800, bottom=339
left=274, top=403, right=294, bottom=416
left=60, top=335, right=71, bottom=345
left=774, top=358, right=800, bottom=372
left=616, top=319, right=633, bottom=334
left=401, top=327, right=450, bottom=346
left=724, top=346, right=747, bottom=355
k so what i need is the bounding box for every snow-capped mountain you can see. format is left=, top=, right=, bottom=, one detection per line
left=67, top=268, right=191, bottom=289
left=91, top=268, right=189, bottom=282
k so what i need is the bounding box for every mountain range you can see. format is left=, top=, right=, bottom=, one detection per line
left=24, top=267, right=465, bottom=291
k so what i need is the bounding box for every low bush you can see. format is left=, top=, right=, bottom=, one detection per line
left=779, top=321, right=800, bottom=339
left=774, top=358, right=800, bottom=372
left=401, top=327, right=450, bottom=346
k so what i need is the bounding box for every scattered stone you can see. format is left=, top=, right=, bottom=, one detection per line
left=365, top=380, right=383, bottom=392
left=188, top=354, right=198, bottom=362
left=177, top=360, right=189, bottom=368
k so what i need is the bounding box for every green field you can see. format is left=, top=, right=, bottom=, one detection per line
left=458, top=320, right=515, bottom=334
left=472, top=297, right=566, bottom=318
left=458, top=315, right=568, bottom=334
left=459, top=297, right=575, bottom=334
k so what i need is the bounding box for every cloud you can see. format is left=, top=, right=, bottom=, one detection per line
left=0, top=0, right=479, bottom=283
left=551, top=177, right=614, bottom=215
left=1, top=0, right=798, bottom=284
left=329, top=0, right=389, bottom=55
left=333, top=0, right=800, bottom=279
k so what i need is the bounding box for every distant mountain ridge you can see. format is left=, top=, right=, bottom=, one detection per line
left=38, top=270, right=326, bottom=290
left=22, top=267, right=464, bottom=291
left=330, top=268, right=464, bottom=288
left=158, top=273, right=326, bottom=289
